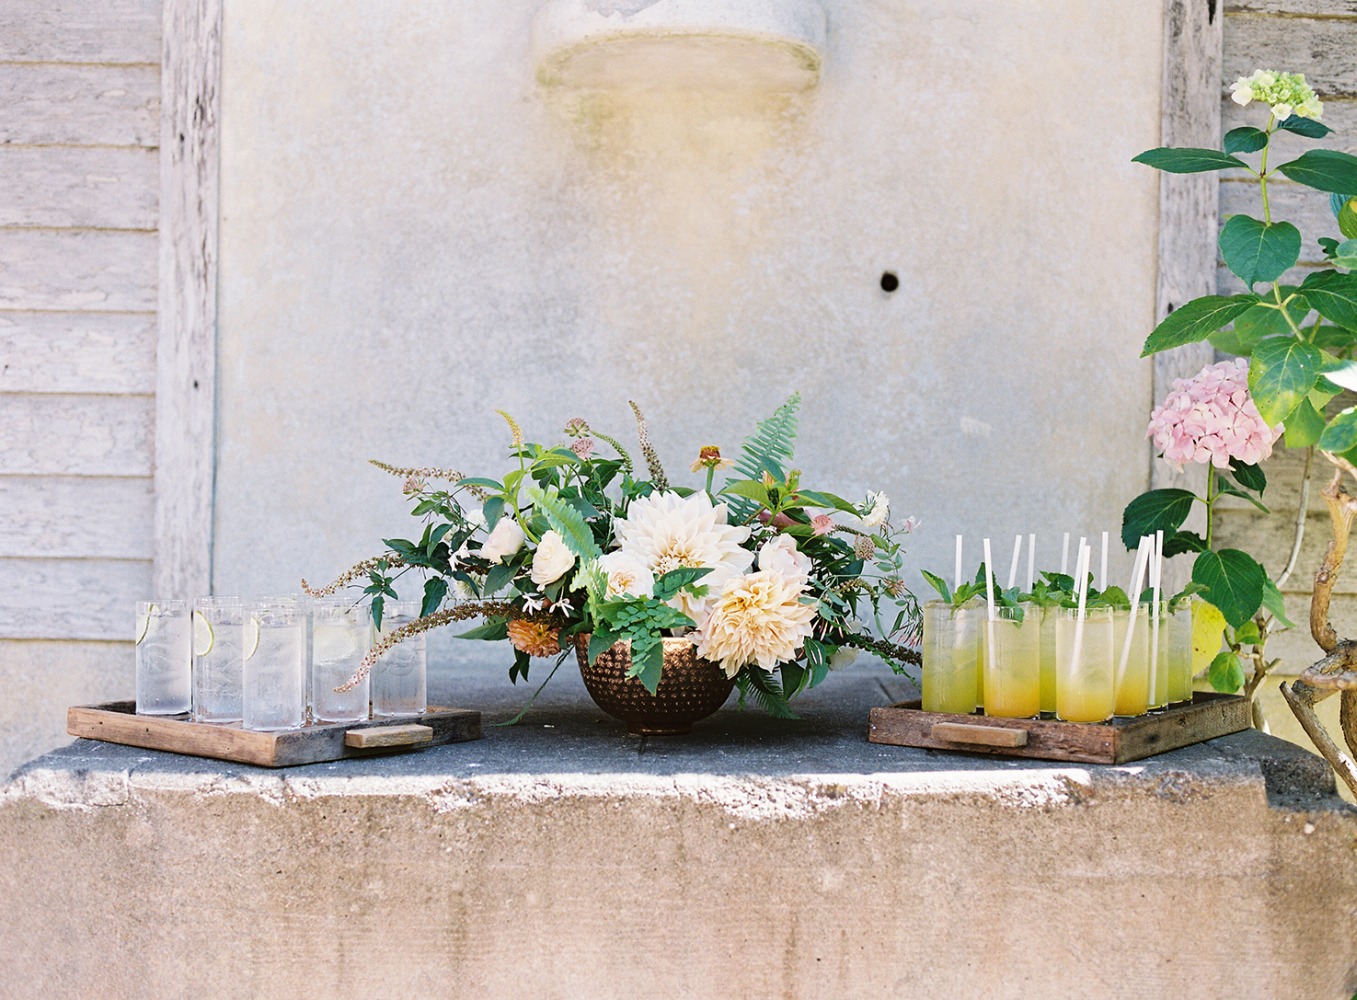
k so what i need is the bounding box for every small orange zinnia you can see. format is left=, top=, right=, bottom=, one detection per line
left=508, top=618, right=561, bottom=658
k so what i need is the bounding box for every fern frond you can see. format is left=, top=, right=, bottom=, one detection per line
left=737, top=669, right=799, bottom=720
left=525, top=485, right=603, bottom=562
left=724, top=393, right=801, bottom=519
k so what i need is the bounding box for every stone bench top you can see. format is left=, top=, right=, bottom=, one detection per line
left=7, top=663, right=1345, bottom=813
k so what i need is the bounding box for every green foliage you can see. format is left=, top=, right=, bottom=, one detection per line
left=652, top=566, right=713, bottom=602
left=1318, top=406, right=1357, bottom=453
left=1121, top=489, right=1196, bottom=549
left=590, top=596, right=694, bottom=695
left=1191, top=549, right=1267, bottom=629
left=725, top=394, right=801, bottom=518
left=1141, top=296, right=1258, bottom=356
left=737, top=670, right=798, bottom=720
left=1261, top=577, right=1295, bottom=630
left=456, top=618, right=510, bottom=641
left=1247, top=336, right=1321, bottom=424
left=1210, top=300, right=1302, bottom=356
left=1302, top=271, right=1357, bottom=331
left=1208, top=651, right=1246, bottom=693
left=1131, top=147, right=1248, bottom=173
left=1278, top=114, right=1331, bottom=139
left=1275, top=149, right=1357, bottom=195
left=1220, top=217, right=1302, bottom=288
left=1283, top=397, right=1327, bottom=448
left=1223, top=127, right=1269, bottom=155
left=1336, top=195, right=1357, bottom=240
left=525, top=484, right=602, bottom=562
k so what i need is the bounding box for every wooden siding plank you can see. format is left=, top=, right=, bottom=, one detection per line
left=0, top=394, right=152, bottom=476
left=1224, top=16, right=1357, bottom=98
left=1219, top=180, right=1349, bottom=266
left=0, top=311, right=155, bottom=394
left=0, top=146, right=157, bottom=229
left=0, top=63, right=159, bottom=147
left=1221, top=97, right=1357, bottom=161
left=0, top=229, right=156, bottom=311
left=1227, top=1, right=1357, bottom=13
left=0, top=557, right=149, bottom=640
left=0, top=476, right=153, bottom=558
left=154, top=0, right=220, bottom=600
left=0, top=0, right=159, bottom=65
left=1216, top=508, right=1357, bottom=593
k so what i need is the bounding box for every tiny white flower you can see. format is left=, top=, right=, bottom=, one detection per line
left=900, top=515, right=921, bottom=533
left=530, top=529, right=576, bottom=587
left=1231, top=85, right=1253, bottom=106
left=481, top=517, right=525, bottom=563
left=550, top=597, right=573, bottom=614
left=1271, top=102, right=1293, bottom=120
left=521, top=594, right=546, bottom=613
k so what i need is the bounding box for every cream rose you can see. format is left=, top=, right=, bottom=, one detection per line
left=530, top=530, right=575, bottom=587
left=757, top=534, right=811, bottom=585
left=597, top=550, right=655, bottom=598
left=480, top=517, right=525, bottom=563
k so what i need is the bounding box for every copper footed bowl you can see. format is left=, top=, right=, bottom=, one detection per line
left=574, top=634, right=736, bottom=736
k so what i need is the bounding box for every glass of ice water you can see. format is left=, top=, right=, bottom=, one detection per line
left=136, top=600, right=192, bottom=715
left=192, top=597, right=245, bottom=723
left=311, top=599, right=371, bottom=724
left=372, top=601, right=427, bottom=718
left=243, top=597, right=306, bottom=731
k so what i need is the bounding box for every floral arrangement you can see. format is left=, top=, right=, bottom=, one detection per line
left=305, top=395, right=921, bottom=717
left=1125, top=69, right=1357, bottom=697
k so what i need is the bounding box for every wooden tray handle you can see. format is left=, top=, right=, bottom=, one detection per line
left=930, top=722, right=1028, bottom=748
left=345, top=724, right=434, bottom=749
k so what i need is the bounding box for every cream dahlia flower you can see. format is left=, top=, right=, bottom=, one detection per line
left=530, top=530, right=575, bottom=587
left=613, top=491, right=753, bottom=621
left=597, top=550, right=655, bottom=598
left=693, top=569, right=817, bottom=677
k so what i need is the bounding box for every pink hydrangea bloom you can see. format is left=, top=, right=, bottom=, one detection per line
left=1146, top=358, right=1282, bottom=472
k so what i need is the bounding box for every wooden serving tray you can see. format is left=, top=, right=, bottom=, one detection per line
left=68, top=701, right=481, bottom=768
left=868, top=692, right=1250, bottom=764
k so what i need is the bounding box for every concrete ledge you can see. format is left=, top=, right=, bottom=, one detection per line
left=3, top=665, right=1355, bottom=998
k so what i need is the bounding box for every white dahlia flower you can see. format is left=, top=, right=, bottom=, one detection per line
left=693, top=569, right=817, bottom=678
left=530, top=530, right=575, bottom=587
left=597, top=550, right=655, bottom=599
left=613, top=491, right=753, bottom=621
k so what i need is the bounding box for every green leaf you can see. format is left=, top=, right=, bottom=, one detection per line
left=1163, top=531, right=1208, bottom=557
left=587, top=630, right=621, bottom=666
left=1191, top=549, right=1267, bottom=629
left=457, top=477, right=504, bottom=491
left=483, top=561, right=516, bottom=596
left=720, top=479, right=771, bottom=508
left=1278, top=114, right=1331, bottom=139
left=724, top=394, right=800, bottom=520
left=780, top=660, right=809, bottom=699
left=1261, top=577, right=1296, bottom=630
left=1209, top=301, right=1301, bottom=356
left=1121, top=489, right=1197, bottom=549
left=370, top=593, right=385, bottom=632
left=1319, top=407, right=1357, bottom=453
left=1207, top=651, right=1246, bottom=693
left=632, top=639, right=664, bottom=695
left=1301, top=271, right=1357, bottom=330
left=1275, top=149, right=1357, bottom=195
left=1215, top=483, right=1270, bottom=514
left=1234, top=620, right=1262, bottom=645
left=1141, top=295, right=1258, bottom=356
left=1223, top=126, right=1269, bottom=155
left=737, top=670, right=798, bottom=720
left=420, top=577, right=448, bottom=618
left=1248, top=337, right=1321, bottom=424
left=1334, top=239, right=1357, bottom=271
left=1228, top=460, right=1266, bottom=495
left=1132, top=147, right=1248, bottom=174
left=456, top=617, right=509, bottom=641
left=1284, top=397, right=1327, bottom=447
left=482, top=495, right=505, bottom=531
left=1337, top=195, right=1357, bottom=240
left=1321, top=356, right=1357, bottom=393
left=795, top=490, right=859, bottom=514
left=524, top=484, right=602, bottom=562
left=1220, top=217, right=1301, bottom=288
left=653, top=566, right=713, bottom=601
left=920, top=569, right=952, bottom=604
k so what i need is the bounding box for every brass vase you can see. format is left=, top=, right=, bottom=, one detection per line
left=574, top=634, right=736, bottom=736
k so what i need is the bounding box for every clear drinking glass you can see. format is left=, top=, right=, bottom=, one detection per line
left=1038, top=605, right=1057, bottom=715
left=192, top=597, right=245, bottom=723
left=1148, top=600, right=1170, bottom=710
left=922, top=600, right=979, bottom=715
left=1055, top=606, right=1115, bottom=723
left=1166, top=600, right=1194, bottom=704
left=372, top=601, right=427, bottom=717
left=243, top=597, right=306, bottom=731
left=311, top=600, right=371, bottom=724
left=1112, top=606, right=1150, bottom=717
left=136, top=600, right=191, bottom=715
left=983, top=604, right=1041, bottom=719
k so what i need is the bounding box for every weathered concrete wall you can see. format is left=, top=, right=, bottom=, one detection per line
left=213, top=0, right=1166, bottom=599
left=2, top=710, right=1354, bottom=999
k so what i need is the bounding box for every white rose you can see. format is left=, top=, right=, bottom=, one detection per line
left=480, top=517, right=525, bottom=563
left=758, top=534, right=811, bottom=585
left=860, top=490, right=889, bottom=528
left=530, top=530, right=576, bottom=587
left=597, top=550, right=655, bottom=598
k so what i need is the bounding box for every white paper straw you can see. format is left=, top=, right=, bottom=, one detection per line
left=982, top=538, right=997, bottom=694
left=1061, top=532, right=1070, bottom=575
left=1115, top=536, right=1152, bottom=691
left=1007, top=534, right=1022, bottom=590
left=1026, top=533, right=1036, bottom=592
left=1150, top=530, right=1164, bottom=703
left=1069, top=541, right=1091, bottom=681
left=1100, top=531, right=1109, bottom=592
left=1077, top=536, right=1087, bottom=590
left=954, top=534, right=964, bottom=591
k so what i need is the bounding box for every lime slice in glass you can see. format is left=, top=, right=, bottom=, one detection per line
left=312, top=623, right=358, bottom=663
left=243, top=617, right=261, bottom=661
left=192, top=611, right=214, bottom=657
left=135, top=603, right=158, bottom=645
